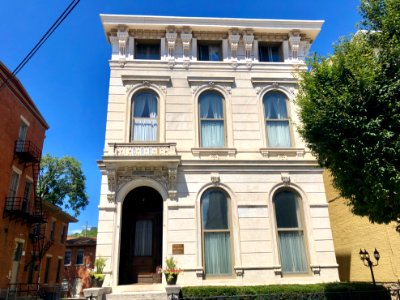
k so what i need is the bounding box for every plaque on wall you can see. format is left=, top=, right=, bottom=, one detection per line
left=172, top=244, right=184, bottom=255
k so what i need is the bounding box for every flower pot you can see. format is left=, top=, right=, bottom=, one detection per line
left=91, top=275, right=104, bottom=287
left=165, top=273, right=178, bottom=285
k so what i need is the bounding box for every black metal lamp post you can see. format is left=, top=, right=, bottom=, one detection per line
left=359, top=248, right=380, bottom=285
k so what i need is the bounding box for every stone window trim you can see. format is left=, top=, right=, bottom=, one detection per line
left=188, top=76, right=234, bottom=149
left=122, top=75, right=170, bottom=143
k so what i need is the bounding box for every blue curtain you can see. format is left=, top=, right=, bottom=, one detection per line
left=200, top=93, right=224, bottom=147
left=132, top=92, right=158, bottom=141
left=202, top=190, right=232, bottom=275
left=264, top=92, right=291, bottom=147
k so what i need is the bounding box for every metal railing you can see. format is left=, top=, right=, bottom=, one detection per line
left=14, top=140, right=41, bottom=162
left=7, top=283, right=61, bottom=300
left=3, top=197, right=45, bottom=224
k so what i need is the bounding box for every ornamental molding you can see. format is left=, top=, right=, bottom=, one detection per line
left=260, top=148, right=305, bottom=159
left=122, top=75, right=171, bottom=95
left=228, top=32, right=240, bottom=57
left=192, top=31, right=228, bottom=40
left=128, top=29, right=165, bottom=39
left=187, top=76, right=235, bottom=95
left=191, top=148, right=237, bottom=159
left=254, top=33, right=288, bottom=41
left=251, top=78, right=297, bottom=96
left=210, top=172, right=220, bottom=185
left=243, top=33, right=254, bottom=60
left=104, top=165, right=179, bottom=201
left=289, top=30, right=301, bottom=60
left=281, top=172, right=290, bottom=185
left=165, top=28, right=177, bottom=59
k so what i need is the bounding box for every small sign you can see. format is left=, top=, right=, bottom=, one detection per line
left=172, top=244, right=184, bottom=255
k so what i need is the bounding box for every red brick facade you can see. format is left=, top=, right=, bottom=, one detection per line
left=0, top=62, right=76, bottom=296
left=64, top=237, right=96, bottom=297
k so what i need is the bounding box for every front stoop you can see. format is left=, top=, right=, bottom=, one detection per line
left=106, top=291, right=167, bottom=300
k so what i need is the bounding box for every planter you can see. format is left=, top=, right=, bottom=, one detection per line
left=91, top=275, right=104, bottom=288
left=165, top=273, right=178, bottom=285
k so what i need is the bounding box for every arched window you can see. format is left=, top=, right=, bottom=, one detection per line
left=199, top=91, right=225, bottom=147
left=274, top=190, right=308, bottom=274
left=201, top=189, right=232, bottom=276
left=263, top=91, right=291, bottom=147
left=131, top=91, right=158, bottom=142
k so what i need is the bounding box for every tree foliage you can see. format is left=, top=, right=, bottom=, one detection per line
left=296, top=0, right=400, bottom=223
left=38, top=154, right=89, bottom=217
left=69, top=227, right=97, bottom=238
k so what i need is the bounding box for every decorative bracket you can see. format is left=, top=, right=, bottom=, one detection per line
left=243, top=33, right=254, bottom=60
left=289, top=31, right=301, bottom=60
left=107, top=168, right=117, bottom=192
left=228, top=33, right=240, bottom=59
left=107, top=193, right=116, bottom=203
left=181, top=31, right=192, bottom=62
left=168, top=167, right=178, bottom=200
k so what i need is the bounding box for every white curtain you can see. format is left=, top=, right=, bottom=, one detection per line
left=134, top=220, right=153, bottom=256
left=264, top=92, right=291, bottom=147
left=279, top=231, right=308, bottom=273
left=200, top=93, right=224, bottom=147
left=204, top=232, right=231, bottom=275
left=132, top=93, right=158, bottom=141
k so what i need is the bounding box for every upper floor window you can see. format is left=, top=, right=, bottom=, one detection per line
left=274, top=190, right=308, bottom=274
left=61, top=224, right=67, bottom=244
left=135, top=39, right=160, bottom=60
left=64, top=250, right=72, bottom=265
left=199, top=91, right=225, bottom=148
left=198, top=41, right=222, bottom=61
left=18, top=121, right=28, bottom=142
left=201, top=189, right=232, bottom=276
left=76, top=249, right=84, bottom=265
left=8, top=171, right=20, bottom=198
left=259, top=43, right=283, bottom=62
left=263, top=91, right=291, bottom=147
left=22, top=180, right=32, bottom=213
left=131, top=91, right=158, bottom=142
left=50, top=221, right=56, bottom=241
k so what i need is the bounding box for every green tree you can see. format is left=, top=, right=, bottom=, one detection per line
left=296, top=0, right=400, bottom=224
left=69, top=227, right=97, bottom=238
left=38, top=154, right=89, bottom=217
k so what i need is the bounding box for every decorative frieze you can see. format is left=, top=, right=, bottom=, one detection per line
left=187, top=76, right=235, bottom=95
left=128, top=29, right=165, bottom=39
left=192, top=31, right=228, bottom=40
left=254, top=33, right=288, bottom=41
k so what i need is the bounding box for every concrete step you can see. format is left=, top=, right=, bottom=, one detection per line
left=106, top=291, right=167, bottom=300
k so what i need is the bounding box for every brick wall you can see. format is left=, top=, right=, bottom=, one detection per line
left=324, top=171, right=400, bottom=282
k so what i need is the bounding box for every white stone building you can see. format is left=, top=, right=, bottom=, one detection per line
left=96, top=15, right=339, bottom=290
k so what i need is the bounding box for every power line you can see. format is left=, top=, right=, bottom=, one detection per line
left=0, top=0, right=81, bottom=90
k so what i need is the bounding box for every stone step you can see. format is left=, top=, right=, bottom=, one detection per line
left=106, top=291, right=167, bottom=300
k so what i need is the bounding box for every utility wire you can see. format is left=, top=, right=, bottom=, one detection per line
left=0, top=0, right=81, bottom=90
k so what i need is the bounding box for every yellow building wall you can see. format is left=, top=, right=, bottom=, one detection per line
left=324, top=171, right=400, bottom=283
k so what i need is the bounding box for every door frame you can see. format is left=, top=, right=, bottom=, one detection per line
left=113, top=178, right=168, bottom=286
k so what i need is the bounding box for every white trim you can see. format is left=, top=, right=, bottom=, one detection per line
left=20, top=115, right=30, bottom=127
left=12, top=166, right=23, bottom=175
left=14, top=238, right=25, bottom=243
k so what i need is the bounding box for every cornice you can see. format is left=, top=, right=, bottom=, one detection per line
left=100, top=15, right=324, bottom=42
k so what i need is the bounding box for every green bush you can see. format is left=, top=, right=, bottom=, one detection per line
left=181, top=282, right=390, bottom=299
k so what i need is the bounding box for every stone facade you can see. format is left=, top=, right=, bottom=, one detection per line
left=96, top=15, right=339, bottom=289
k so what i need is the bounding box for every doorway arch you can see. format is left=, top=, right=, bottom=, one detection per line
left=119, top=186, right=163, bottom=284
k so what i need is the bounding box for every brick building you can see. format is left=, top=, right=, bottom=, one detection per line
left=324, top=171, right=400, bottom=287
left=64, top=237, right=96, bottom=297
left=0, top=62, right=76, bottom=298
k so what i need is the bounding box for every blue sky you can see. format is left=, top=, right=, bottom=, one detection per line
left=0, top=0, right=361, bottom=234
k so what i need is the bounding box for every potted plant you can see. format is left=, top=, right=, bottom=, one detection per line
left=162, top=257, right=182, bottom=285
left=90, top=257, right=106, bottom=287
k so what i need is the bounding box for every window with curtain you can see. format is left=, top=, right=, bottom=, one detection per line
left=199, top=92, right=225, bottom=147
left=201, top=189, right=232, bottom=276
left=263, top=91, right=291, bottom=147
left=274, top=190, right=308, bottom=274
left=198, top=41, right=222, bottom=61
left=131, top=91, right=158, bottom=142
left=134, top=220, right=153, bottom=256
left=259, top=43, right=283, bottom=62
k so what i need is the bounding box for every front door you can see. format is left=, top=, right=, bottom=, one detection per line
left=119, top=186, right=163, bottom=285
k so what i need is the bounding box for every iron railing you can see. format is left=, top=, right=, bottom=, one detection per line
left=14, top=140, right=41, bottom=163
left=7, top=283, right=61, bottom=300
left=3, top=197, right=45, bottom=224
